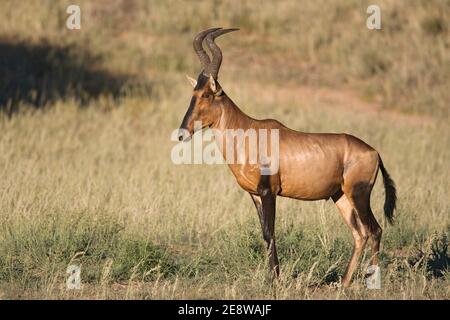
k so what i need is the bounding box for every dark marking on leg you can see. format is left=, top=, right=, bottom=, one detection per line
left=255, top=175, right=280, bottom=278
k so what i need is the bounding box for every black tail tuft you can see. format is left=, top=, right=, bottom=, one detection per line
left=378, top=155, right=397, bottom=225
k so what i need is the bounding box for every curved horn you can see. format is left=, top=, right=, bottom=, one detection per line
left=193, top=28, right=222, bottom=71
left=205, top=28, right=239, bottom=79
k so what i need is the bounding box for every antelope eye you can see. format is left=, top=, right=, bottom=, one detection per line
left=201, top=93, right=211, bottom=99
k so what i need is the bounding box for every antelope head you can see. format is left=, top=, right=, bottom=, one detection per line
left=178, top=28, right=239, bottom=142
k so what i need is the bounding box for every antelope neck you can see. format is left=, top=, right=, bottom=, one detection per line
left=212, top=94, right=254, bottom=132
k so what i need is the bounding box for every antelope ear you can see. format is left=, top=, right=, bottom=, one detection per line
left=185, top=74, right=197, bottom=88
left=209, top=74, right=218, bottom=94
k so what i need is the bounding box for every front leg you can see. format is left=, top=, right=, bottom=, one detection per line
left=250, top=193, right=264, bottom=232
left=249, top=176, right=280, bottom=278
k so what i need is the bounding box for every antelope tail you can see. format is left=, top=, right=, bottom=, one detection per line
left=378, top=155, right=397, bottom=225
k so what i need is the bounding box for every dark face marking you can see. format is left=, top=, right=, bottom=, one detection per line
left=194, top=73, right=209, bottom=90
left=179, top=73, right=217, bottom=136
left=180, top=95, right=196, bottom=130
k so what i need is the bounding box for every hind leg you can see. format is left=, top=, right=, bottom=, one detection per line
left=369, top=218, right=382, bottom=266
left=333, top=191, right=368, bottom=287
left=346, top=183, right=383, bottom=267
left=342, top=151, right=382, bottom=273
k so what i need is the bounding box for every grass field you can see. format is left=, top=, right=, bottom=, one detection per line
left=0, top=0, right=449, bottom=299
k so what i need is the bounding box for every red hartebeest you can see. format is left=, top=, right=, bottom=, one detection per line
left=178, top=28, right=397, bottom=287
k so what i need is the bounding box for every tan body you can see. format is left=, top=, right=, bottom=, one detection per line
left=180, top=28, right=396, bottom=287
left=213, top=95, right=379, bottom=202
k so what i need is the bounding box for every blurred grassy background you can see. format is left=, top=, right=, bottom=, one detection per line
left=1, top=0, right=449, bottom=116
left=0, top=0, right=448, bottom=299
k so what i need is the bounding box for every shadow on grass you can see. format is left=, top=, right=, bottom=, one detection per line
left=0, top=38, right=145, bottom=116
left=409, top=232, right=449, bottom=279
